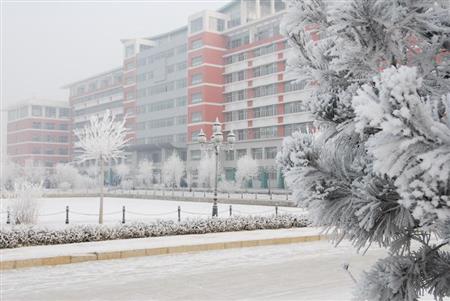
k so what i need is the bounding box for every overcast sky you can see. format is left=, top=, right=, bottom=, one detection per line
left=1, top=0, right=227, bottom=105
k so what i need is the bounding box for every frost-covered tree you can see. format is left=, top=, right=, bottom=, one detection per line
left=1, top=159, right=22, bottom=190
left=198, top=152, right=216, bottom=188
left=235, top=155, right=258, bottom=189
left=11, top=180, right=43, bottom=224
left=162, top=153, right=185, bottom=188
left=114, top=163, right=130, bottom=185
left=52, top=163, right=82, bottom=190
left=74, top=110, right=129, bottom=224
left=279, top=1, right=450, bottom=300
left=137, top=160, right=154, bottom=188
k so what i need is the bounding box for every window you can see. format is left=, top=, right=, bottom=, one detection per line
left=191, top=112, right=203, bottom=123
left=177, top=44, right=187, bottom=54
left=45, top=107, right=56, bottom=118
left=45, top=123, right=55, bottom=130
left=190, top=150, right=201, bottom=161
left=224, top=89, right=247, bottom=102
left=176, top=96, right=187, bottom=107
left=176, top=78, right=187, bottom=89
left=166, top=65, right=175, bottom=73
left=254, top=126, right=278, bottom=139
left=191, top=93, right=202, bottom=104
left=253, top=105, right=277, bottom=118
left=284, top=101, right=305, bottom=114
left=125, top=61, right=136, bottom=71
left=225, top=150, right=234, bottom=161
left=59, top=108, right=70, bottom=118
left=253, top=43, right=277, bottom=57
left=253, top=84, right=277, bottom=97
left=59, top=123, right=69, bottom=131
left=125, top=45, right=135, bottom=57
left=177, top=61, right=187, bottom=70
left=275, top=0, right=286, bottom=11
left=285, top=80, right=307, bottom=92
left=32, top=106, right=42, bottom=117
left=191, top=74, right=203, bottom=85
left=59, top=136, right=69, bottom=143
left=137, top=57, right=147, bottom=66
left=285, top=123, right=310, bottom=136
left=190, top=17, right=203, bottom=33
left=191, top=130, right=200, bottom=142
left=253, top=63, right=277, bottom=77
left=32, top=122, right=41, bottom=129
left=191, top=56, right=203, bottom=67
left=265, top=147, right=278, bottom=159
left=236, top=149, right=247, bottom=159
left=252, top=148, right=263, bottom=160
left=177, top=115, right=187, bottom=125
left=191, top=39, right=203, bottom=50
left=228, top=32, right=249, bottom=49
left=237, top=129, right=247, bottom=141
left=59, top=148, right=68, bottom=155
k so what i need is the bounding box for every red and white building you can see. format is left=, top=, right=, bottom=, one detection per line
left=6, top=99, right=71, bottom=169
left=186, top=0, right=314, bottom=187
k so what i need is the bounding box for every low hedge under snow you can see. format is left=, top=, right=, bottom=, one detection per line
left=0, top=214, right=309, bottom=249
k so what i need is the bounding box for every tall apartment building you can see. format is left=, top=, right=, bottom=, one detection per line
left=126, top=28, right=188, bottom=179
left=64, top=0, right=314, bottom=189
left=63, top=67, right=124, bottom=165
left=6, top=99, right=71, bottom=169
left=186, top=0, right=314, bottom=188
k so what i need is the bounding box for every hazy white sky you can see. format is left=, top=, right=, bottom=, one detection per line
left=1, top=0, right=227, bottom=105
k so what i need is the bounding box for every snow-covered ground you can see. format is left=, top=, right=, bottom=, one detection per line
left=2, top=240, right=434, bottom=301
left=0, top=197, right=305, bottom=228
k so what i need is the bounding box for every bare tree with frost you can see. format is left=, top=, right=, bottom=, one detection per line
left=162, top=153, right=185, bottom=188
left=236, top=155, right=258, bottom=189
left=74, top=110, right=129, bottom=224
left=279, top=1, right=450, bottom=300
left=137, top=159, right=154, bottom=188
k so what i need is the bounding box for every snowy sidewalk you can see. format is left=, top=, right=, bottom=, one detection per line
left=0, top=227, right=325, bottom=270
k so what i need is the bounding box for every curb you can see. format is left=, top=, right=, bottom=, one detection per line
left=0, top=234, right=327, bottom=270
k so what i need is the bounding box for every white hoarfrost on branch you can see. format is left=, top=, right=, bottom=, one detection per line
left=162, top=153, right=185, bottom=188
left=74, top=110, right=129, bottom=224
left=137, top=160, right=154, bottom=188
left=279, top=1, right=450, bottom=300
left=198, top=152, right=217, bottom=188
left=235, top=155, right=258, bottom=188
left=10, top=180, right=43, bottom=225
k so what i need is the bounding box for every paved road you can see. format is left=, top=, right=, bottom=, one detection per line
left=2, top=241, right=389, bottom=301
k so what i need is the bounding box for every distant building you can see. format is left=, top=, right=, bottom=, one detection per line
left=63, top=0, right=314, bottom=189
left=6, top=98, right=71, bottom=169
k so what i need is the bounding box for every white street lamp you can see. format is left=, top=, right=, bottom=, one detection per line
left=197, top=117, right=234, bottom=217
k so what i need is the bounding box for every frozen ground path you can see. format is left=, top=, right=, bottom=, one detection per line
left=1, top=240, right=422, bottom=301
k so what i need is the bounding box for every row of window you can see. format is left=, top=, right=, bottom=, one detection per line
left=137, top=44, right=187, bottom=67
left=223, top=81, right=308, bottom=103
left=32, top=122, right=69, bottom=131
left=135, top=133, right=187, bottom=145
left=224, top=101, right=306, bottom=121
left=191, top=146, right=278, bottom=162
left=224, top=62, right=279, bottom=84
left=31, top=135, right=69, bottom=143
left=31, top=147, right=68, bottom=155
left=136, top=115, right=187, bottom=130
left=137, top=96, right=186, bottom=114
left=137, top=78, right=187, bottom=98
left=8, top=106, right=70, bottom=121
left=224, top=41, right=281, bottom=66
left=73, top=73, right=122, bottom=97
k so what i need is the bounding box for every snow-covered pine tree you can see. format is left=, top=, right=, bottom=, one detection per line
left=279, top=1, right=450, bottom=300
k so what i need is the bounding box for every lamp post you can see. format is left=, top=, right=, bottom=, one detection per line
left=197, top=117, right=235, bottom=217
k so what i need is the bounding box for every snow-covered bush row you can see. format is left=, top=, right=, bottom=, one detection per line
left=0, top=214, right=309, bottom=249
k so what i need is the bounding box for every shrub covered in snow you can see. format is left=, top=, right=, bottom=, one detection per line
left=0, top=214, right=309, bottom=249
left=10, top=181, right=43, bottom=225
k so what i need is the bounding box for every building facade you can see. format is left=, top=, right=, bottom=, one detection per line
left=6, top=99, right=71, bottom=169
left=63, top=0, right=314, bottom=189
left=185, top=0, right=314, bottom=188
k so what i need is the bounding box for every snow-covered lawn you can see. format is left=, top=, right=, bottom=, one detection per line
left=1, top=240, right=434, bottom=301
left=0, top=197, right=305, bottom=228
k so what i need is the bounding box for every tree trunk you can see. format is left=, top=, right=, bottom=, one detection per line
left=99, top=158, right=104, bottom=224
